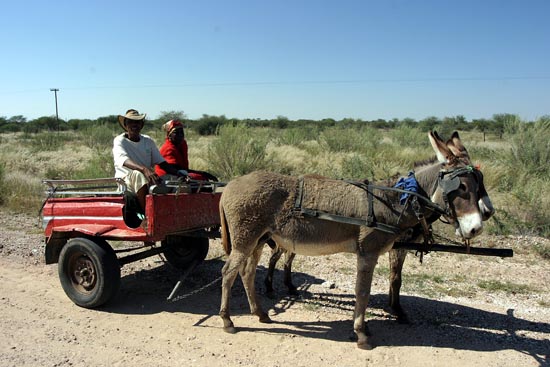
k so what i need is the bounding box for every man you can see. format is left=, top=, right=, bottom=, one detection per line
left=113, top=109, right=185, bottom=213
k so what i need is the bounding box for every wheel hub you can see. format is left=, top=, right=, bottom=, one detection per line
left=71, top=255, right=96, bottom=291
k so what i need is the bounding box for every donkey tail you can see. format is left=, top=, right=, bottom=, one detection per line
left=219, top=200, right=232, bottom=255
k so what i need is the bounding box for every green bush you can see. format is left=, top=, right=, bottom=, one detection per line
left=73, top=151, right=115, bottom=179
left=0, top=169, right=43, bottom=213
left=81, top=125, right=118, bottom=150
left=320, top=126, right=381, bottom=154
left=206, top=124, right=271, bottom=180
left=21, top=131, right=72, bottom=153
left=278, top=126, right=321, bottom=146
left=507, top=118, right=550, bottom=177
left=390, top=125, right=427, bottom=148
left=534, top=242, right=550, bottom=260
left=340, top=154, right=375, bottom=180
left=0, top=162, right=5, bottom=205
left=496, top=118, right=550, bottom=236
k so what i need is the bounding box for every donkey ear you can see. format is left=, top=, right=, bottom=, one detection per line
left=429, top=131, right=454, bottom=164
left=446, top=131, right=471, bottom=162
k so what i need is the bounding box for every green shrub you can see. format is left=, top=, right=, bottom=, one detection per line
left=0, top=162, right=5, bottom=205
left=507, top=118, right=550, bottom=177
left=0, top=171, right=43, bottom=213
left=495, top=118, right=550, bottom=236
left=390, top=125, right=427, bottom=148
left=81, top=125, right=117, bottom=150
left=320, top=126, right=381, bottom=154
left=73, top=151, right=115, bottom=179
left=533, top=242, right=550, bottom=260
left=18, top=131, right=73, bottom=153
left=206, top=124, right=271, bottom=180
left=278, top=126, right=321, bottom=146
left=340, top=154, right=375, bottom=180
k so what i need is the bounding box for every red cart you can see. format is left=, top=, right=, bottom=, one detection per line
left=41, top=178, right=224, bottom=308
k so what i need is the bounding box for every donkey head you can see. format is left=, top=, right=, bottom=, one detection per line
left=429, top=131, right=494, bottom=239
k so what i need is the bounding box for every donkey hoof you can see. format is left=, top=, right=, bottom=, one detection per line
left=258, top=313, right=273, bottom=324
left=357, top=340, right=374, bottom=350
left=223, top=325, right=237, bottom=334
left=356, top=332, right=374, bottom=350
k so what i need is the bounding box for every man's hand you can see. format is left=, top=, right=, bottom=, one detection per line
left=142, top=167, right=161, bottom=185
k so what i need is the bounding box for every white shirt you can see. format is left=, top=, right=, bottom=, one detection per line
left=113, top=133, right=165, bottom=178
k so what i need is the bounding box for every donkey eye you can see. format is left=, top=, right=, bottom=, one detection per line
left=459, top=183, right=467, bottom=191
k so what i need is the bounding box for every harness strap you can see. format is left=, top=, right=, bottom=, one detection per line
left=367, top=185, right=375, bottom=227
left=411, top=196, right=435, bottom=263
left=294, top=176, right=305, bottom=210
left=299, top=208, right=401, bottom=235
left=344, top=180, right=376, bottom=227
left=295, top=178, right=401, bottom=234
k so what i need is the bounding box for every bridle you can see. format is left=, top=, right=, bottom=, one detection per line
left=434, top=164, right=481, bottom=225
left=367, top=163, right=485, bottom=259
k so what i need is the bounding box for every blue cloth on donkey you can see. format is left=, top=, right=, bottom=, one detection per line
left=394, top=171, right=419, bottom=205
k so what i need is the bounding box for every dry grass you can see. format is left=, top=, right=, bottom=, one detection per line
left=1, top=125, right=549, bottom=238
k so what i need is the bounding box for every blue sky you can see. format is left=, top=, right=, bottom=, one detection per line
left=1, top=0, right=549, bottom=122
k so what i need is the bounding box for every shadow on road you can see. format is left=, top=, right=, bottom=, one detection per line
left=98, top=258, right=550, bottom=366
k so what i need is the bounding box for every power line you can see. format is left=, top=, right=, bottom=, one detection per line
left=3, top=75, right=550, bottom=94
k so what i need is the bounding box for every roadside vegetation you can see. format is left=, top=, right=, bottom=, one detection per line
left=0, top=112, right=549, bottom=241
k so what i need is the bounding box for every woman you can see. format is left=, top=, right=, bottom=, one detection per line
left=155, top=119, right=217, bottom=181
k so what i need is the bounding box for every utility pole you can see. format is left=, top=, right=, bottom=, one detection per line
left=50, top=88, right=59, bottom=132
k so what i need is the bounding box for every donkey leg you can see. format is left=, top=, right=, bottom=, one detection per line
left=388, top=248, right=409, bottom=324
left=264, top=246, right=283, bottom=297
left=220, top=251, right=247, bottom=334
left=241, top=244, right=272, bottom=323
left=283, top=252, right=298, bottom=295
left=353, top=254, right=379, bottom=350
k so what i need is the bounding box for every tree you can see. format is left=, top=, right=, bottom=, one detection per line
left=195, top=114, right=227, bottom=135
left=273, top=115, right=289, bottom=129
left=0, top=116, right=20, bottom=133
left=8, top=115, right=27, bottom=124
left=96, top=115, right=119, bottom=126
left=26, top=116, right=63, bottom=132
left=493, top=113, right=518, bottom=136
left=418, top=116, right=441, bottom=132
left=400, top=118, right=417, bottom=127
left=157, top=110, right=187, bottom=123
left=440, top=115, right=469, bottom=136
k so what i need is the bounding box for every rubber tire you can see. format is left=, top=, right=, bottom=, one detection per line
left=161, top=236, right=209, bottom=270
left=58, top=237, right=121, bottom=308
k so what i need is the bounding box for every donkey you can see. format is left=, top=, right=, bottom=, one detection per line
left=219, top=131, right=491, bottom=349
left=264, top=163, right=494, bottom=324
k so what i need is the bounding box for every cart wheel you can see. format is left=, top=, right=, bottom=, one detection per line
left=58, top=237, right=120, bottom=308
left=161, top=236, right=209, bottom=270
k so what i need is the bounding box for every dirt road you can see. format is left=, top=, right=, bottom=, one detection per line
left=1, top=210, right=549, bottom=367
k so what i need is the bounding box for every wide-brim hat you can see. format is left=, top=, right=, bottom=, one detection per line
left=118, top=109, right=146, bottom=130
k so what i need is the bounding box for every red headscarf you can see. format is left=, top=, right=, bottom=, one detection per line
left=163, top=120, right=184, bottom=137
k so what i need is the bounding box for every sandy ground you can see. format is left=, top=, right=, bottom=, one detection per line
left=1, top=210, right=549, bottom=367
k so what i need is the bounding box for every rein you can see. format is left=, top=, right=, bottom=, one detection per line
left=347, top=180, right=438, bottom=262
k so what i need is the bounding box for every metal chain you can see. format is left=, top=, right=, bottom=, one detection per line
left=433, top=232, right=466, bottom=246
left=167, top=275, right=222, bottom=303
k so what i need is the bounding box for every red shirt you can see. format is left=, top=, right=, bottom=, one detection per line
left=155, top=138, right=189, bottom=176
